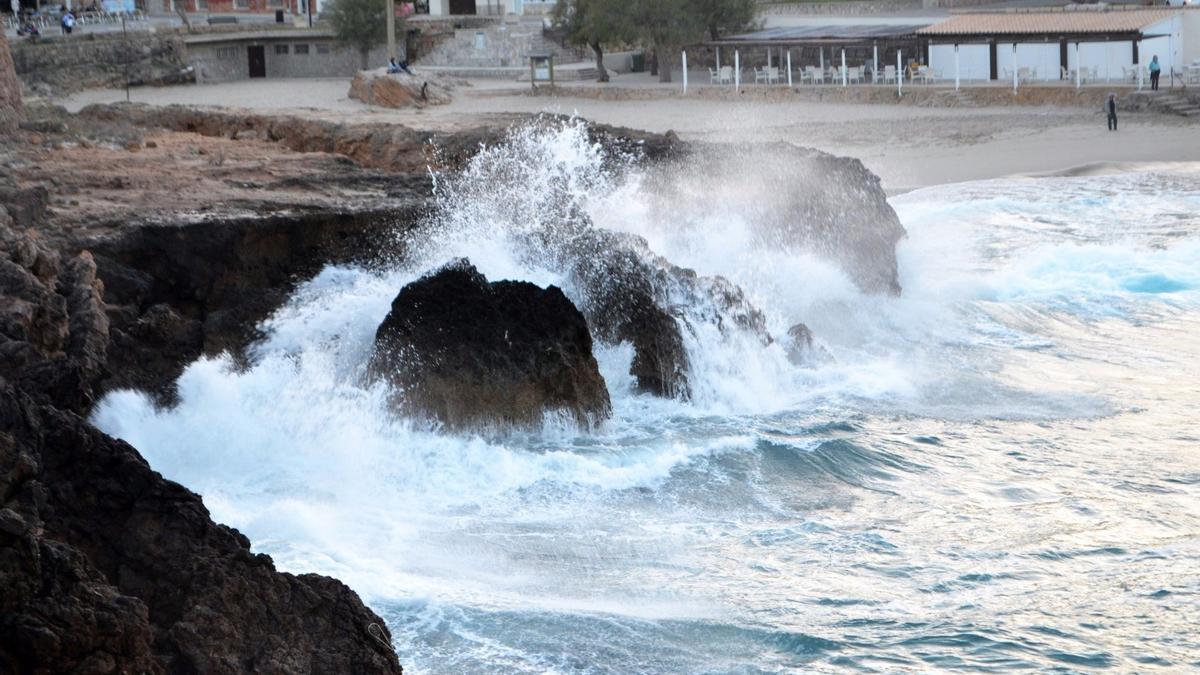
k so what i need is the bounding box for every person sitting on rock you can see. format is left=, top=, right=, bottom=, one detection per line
left=387, top=58, right=413, bottom=76
left=61, top=10, right=75, bottom=35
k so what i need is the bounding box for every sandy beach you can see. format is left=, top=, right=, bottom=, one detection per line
left=59, top=75, right=1200, bottom=192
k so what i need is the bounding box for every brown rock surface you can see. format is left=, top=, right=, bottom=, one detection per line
left=0, top=31, right=21, bottom=134
left=348, top=70, right=459, bottom=108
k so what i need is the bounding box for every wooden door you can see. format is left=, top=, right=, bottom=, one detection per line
left=248, top=45, right=266, bottom=78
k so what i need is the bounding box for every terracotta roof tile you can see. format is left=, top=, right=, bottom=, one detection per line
left=917, top=10, right=1179, bottom=36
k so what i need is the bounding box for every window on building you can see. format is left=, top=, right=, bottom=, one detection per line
left=275, top=44, right=289, bottom=55
left=474, top=32, right=486, bottom=51
left=267, top=0, right=283, bottom=6
left=316, top=44, right=331, bottom=55
left=216, top=47, right=237, bottom=59
left=234, top=0, right=249, bottom=8
left=194, top=0, right=208, bottom=9
left=293, top=44, right=310, bottom=55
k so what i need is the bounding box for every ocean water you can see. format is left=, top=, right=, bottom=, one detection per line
left=93, top=123, right=1200, bottom=673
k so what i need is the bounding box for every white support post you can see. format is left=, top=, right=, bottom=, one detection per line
left=1138, top=50, right=1143, bottom=91
left=1075, top=42, right=1081, bottom=88
left=873, top=43, right=879, bottom=84
left=682, top=50, right=688, bottom=94
left=897, top=49, right=903, bottom=96
left=787, top=50, right=792, bottom=86
left=735, top=49, right=740, bottom=89
left=716, top=47, right=721, bottom=72
left=954, top=44, right=960, bottom=90
left=841, top=48, right=847, bottom=86
left=1012, top=43, right=1018, bottom=94
left=820, top=49, right=825, bottom=78
left=768, top=49, right=772, bottom=69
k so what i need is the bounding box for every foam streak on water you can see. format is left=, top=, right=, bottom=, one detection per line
left=92, top=124, right=1200, bottom=673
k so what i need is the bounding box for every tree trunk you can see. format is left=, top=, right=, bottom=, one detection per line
left=591, top=42, right=608, bottom=83
left=650, top=49, right=658, bottom=77
left=361, top=48, right=370, bottom=71
left=658, top=46, right=672, bottom=83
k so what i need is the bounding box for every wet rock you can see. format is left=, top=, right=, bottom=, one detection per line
left=527, top=225, right=769, bottom=400
left=0, top=382, right=403, bottom=674
left=647, top=144, right=906, bottom=295
left=784, top=322, right=830, bottom=366
left=370, top=259, right=611, bottom=430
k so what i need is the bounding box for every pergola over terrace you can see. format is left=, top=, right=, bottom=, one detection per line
left=699, top=20, right=936, bottom=81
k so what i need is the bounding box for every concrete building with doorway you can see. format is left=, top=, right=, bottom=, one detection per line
left=418, top=0, right=553, bottom=17
left=919, top=7, right=1200, bottom=84
left=184, top=29, right=393, bottom=81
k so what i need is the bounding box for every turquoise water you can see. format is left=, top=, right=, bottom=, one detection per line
left=93, top=128, right=1200, bottom=673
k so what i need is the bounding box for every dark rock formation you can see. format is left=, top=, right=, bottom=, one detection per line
left=519, top=222, right=769, bottom=400
left=370, top=259, right=610, bottom=430
left=1, top=212, right=405, bottom=672
left=0, top=381, right=402, bottom=674
left=784, top=323, right=830, bottom=366
left=86, top=209, right=407, bottom=402
left=646, top=144, right=906, bottom=295
left=0, top=32, right=20, bottom=134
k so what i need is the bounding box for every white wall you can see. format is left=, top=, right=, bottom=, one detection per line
left=1016, top=42, right=1060, bottom=80
left=929, top=44, right=990, bottom=80
left=1184, top=12, right=1200, bottom=65
left=1067, top=41, right=1135, bottom=82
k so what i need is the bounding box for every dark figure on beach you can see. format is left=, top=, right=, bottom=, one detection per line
left=1149, top=56, right=1161, bottom=91
left=1106, top=94, right=1118, bottom=131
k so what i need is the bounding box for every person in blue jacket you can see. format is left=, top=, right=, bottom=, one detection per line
left=1149, top=55, right=1161, bottom=91
left=1106, top=93, right=1118, bottom=131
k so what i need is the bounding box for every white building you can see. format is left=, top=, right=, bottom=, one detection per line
left=422, top=0, right=553, bottom=16
left=919, top=7, right=1200, bottom=84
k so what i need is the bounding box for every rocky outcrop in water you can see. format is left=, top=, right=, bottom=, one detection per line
left=0, top=381, right=402, bottom=674
left=370, top=259, right=611, bottom=430
left=0, top=32, right=20, bottom=135
left=647, top=144, right=906, bottom=295
left=539, top=226, right=768, bottom=399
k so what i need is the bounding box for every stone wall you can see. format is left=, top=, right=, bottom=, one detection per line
left=1, top=32, right=21, bottom=134
left=9, top=33, right=191, bottom=97
left=417, top=17, right=581, bottom=67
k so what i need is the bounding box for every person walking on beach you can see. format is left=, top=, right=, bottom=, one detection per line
left=1149, top=56, right=1161, bottom=91
left=1106, top=93, right=1118, bottom=131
